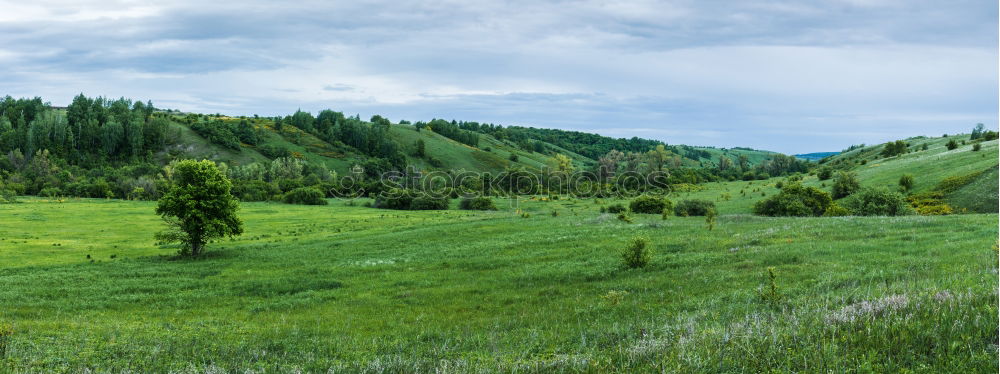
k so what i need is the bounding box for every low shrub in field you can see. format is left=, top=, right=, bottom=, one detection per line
left=946, top=139, right=958, bottom=150
left=232, top=180, right=279, bottom=202
left=605, top=204, right=627, bottom=214
left=373, top=188, right=416, bottom=210
left=0, top=189, right=16, bottom=204
left=410, top=196, right=449, bottom=210
left=617, top=211, right=633, bottom=223
left=674, top=199, right=716, bottom=216
left=757, top=267, right=782, bottom=306
left=39, top=187, right=62, bottom=198
left=753, top=183, right=832, bottom=217
left=459, top=196, right=497, bottom=210
left=705, top=208, right=717, bottom=231
left=283, top=187, right=327, bottom=205
left=842, top=187, right=914, bottom=216
left=620, top=236, right=651, bottom=268
left=629, top=195, right=672, bottom=214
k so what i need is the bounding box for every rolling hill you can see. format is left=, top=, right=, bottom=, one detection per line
left=160, top=112, right=779, bottom=175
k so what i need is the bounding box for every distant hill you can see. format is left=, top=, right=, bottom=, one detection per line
left=159, top=112, right=780, bottom=175
left=794, top=152, right=838, bottom=161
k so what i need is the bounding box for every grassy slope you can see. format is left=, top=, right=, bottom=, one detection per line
left=605, top=134, right=998, bottom=216
left=0, top=197, right=995, bottom=372
left=171, top=115, right=774, bottom=175
left=824, top=135, right=999, bottom=194
left=694, top=147, right=776, bottom=167
left=947, top=165, right=999, bottom=213
left=161, top=121, right=270, bottom=166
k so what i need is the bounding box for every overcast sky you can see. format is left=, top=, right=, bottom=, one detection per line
left=1, top=1, right=996, bottom=154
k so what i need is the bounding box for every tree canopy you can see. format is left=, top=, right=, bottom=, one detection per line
left=155, top=160, right=243, bottom=256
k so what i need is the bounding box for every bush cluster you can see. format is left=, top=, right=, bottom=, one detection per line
left=282, top=187, right=328, bottom=205
left=629, top=195, right=672, bottom=214
left=410, top=196, right=449, bottom=210
left=752, top=183, right=832, bottom=217
left=841, top=187, right=914, bottom=216
left=674, top=199, right=716, bottom=216
left=604, top=204, right=627, bottom=214
left=817, top=168, right=833, bottom=180
left=374, top=188, right=448, bottom=210
left=459, top=196, right=497, bottom=210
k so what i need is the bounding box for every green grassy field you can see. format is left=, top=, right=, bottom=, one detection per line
left=1, top=197, right=996, bottom=372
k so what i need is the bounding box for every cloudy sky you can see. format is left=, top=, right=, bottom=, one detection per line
left=1, top=0, right=996, bottom=153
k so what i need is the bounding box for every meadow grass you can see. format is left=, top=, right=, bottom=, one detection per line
left=0, top=196, right=996, bottom=372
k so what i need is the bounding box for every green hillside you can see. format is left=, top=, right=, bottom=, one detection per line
left=164, top=112, right=776, bottom=175
left=811, top=134, right=999, bottom=213
left=624, top=133, right=998, bottom=216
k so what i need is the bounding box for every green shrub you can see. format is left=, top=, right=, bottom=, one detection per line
left=605, top=204, right=627, bottom=214
left=629, top=195, right=672, bottom=214
left=410, top=196, right=450, bottom=210
left=946, top=139, right=958, bottom=150
left=373, top=188, right=416, bottom=210
left=459, top=196, right=497, bottom=210
left=831, top=171, right=860, bottom=199
left=282, top=187, right=328, bottom=205
left=842, top=186, right=914, bottom=216
left=619, top=236, right=651, bottom=268
left=753, top=183, right=832, bottom=216
left=674, top=199, right=716, bottom=216
left=705, top=208, right=717, bottom=231
left=232, top=180, right=279, bottom=202
left=880, top=140, right=908, bottom=158
left=39, top=187, right=62, bottom=198
left=972, top=143, right=982, bottom=151
left=258, top=144, right=292, bottom=159
left=899, top=174, right=914, bottom=192
left=0, top=188, right=16, bottom=204
left=277, top=178, right=304, bottom=193
left=617, top=211, right=632, bottom=223
left=817, top=168, right=833, bottom=180
left=757, top=267, right=782, bottom=306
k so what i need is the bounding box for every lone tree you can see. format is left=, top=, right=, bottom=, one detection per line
left=155, top=160, right=243, bottom=256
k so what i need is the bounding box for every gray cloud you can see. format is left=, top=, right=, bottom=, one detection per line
left=0, top=0, right=995, bottom=153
